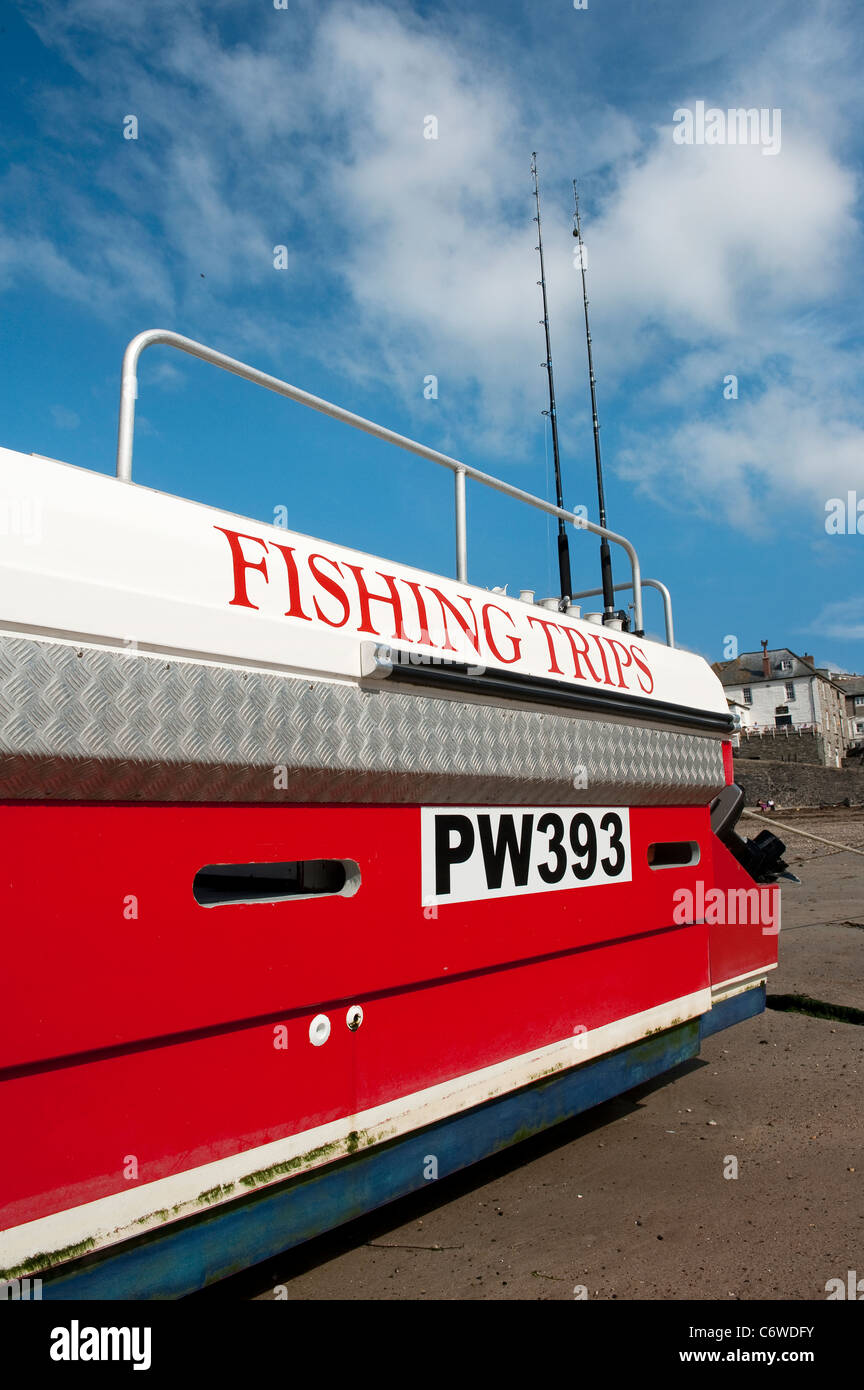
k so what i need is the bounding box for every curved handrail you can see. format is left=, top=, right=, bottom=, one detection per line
left=571, top=578, right=675, bottom=648
left=116, top=329, right=647, bottom=634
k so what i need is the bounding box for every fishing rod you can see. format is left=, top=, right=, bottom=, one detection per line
left=572, top=180, right=617, bottom=622
left=531, top=152, right=572, bottom=606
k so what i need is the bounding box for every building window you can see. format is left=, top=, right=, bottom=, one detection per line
left=742, top=687, right=752, bottom=704
left=785, top=682, right=795, bottom=700
left=779, top=659, right=792, bottom=672
left=855, top=696, right=864, bottom=708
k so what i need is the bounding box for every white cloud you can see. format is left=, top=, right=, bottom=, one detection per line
left=618, top=382, right=864, bottom=528
left=808, top=600, right=864, bottom=641
left=588, top=134, right=857, bottom=341
left=8, top=0, right=864, bottom=515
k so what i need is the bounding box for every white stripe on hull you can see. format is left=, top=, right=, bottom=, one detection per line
left=0, top=988, right=715, bottom=1274
left=712, top=963, right=777, bottom=1002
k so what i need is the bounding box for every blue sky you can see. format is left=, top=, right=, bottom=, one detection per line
left=1, top=0, right=862, bottom=667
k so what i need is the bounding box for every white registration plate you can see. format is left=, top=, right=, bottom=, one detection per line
left=421, top=806, right=632, bottom=906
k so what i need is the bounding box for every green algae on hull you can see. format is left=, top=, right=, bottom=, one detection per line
left=237, top=1127, right=379, bottom=1191
left=0, top=1236, right=97, bottom=1283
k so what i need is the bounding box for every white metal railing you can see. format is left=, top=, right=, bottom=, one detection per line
left=571, top=578, right=674, bottom=648
left=739, top=724, right=818, bottom=736
left=116, top=329, right=653, bottom=635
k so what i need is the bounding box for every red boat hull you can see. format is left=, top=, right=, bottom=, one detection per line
left=0, top=799, right=776, bottom=1258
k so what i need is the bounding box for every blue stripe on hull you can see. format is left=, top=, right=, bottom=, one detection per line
left=700, top=982, right=765, bottom=1038
left=39, top=989, right=763, bottom=1300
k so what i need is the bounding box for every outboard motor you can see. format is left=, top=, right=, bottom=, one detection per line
left=710, top=783, right=798, bottom=883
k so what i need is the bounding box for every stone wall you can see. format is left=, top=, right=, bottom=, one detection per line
left=733, top=758, right=864, bottom=808
left=735, top=730, right=826, bottom=764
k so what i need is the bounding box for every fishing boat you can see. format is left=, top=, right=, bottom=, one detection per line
left=0, top=319, right=789, bottom=1299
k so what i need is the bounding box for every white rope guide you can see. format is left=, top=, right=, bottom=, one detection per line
left=742, top=810, right=864, bottom=858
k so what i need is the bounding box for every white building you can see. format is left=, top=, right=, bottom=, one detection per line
left=713, top=644, right=846, bottom=767
left=835, top=675, right=864, bottom=748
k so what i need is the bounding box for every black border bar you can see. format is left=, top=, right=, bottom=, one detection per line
left=371, top=647, right=734, bottom=735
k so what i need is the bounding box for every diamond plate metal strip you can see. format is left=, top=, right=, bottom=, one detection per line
left=0, top=635, right=725, bottom=805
